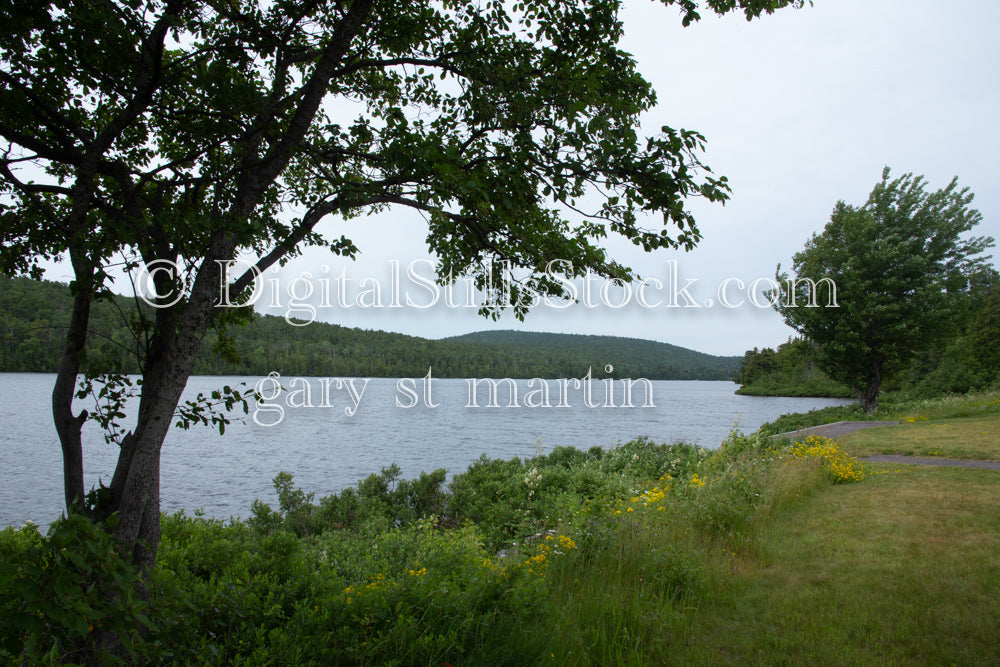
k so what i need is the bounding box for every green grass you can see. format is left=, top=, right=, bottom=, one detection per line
left=761, top=389, right=1000, bottom=437
left=879, top=390, right=1000, bottom=421
left=837, top=413, right=1000, bottom=460
left=537, top=397, right=1000, bottom=665
left=668, top=464, right=1000, bottom=665
left=535, top=452, right=838, bottom=665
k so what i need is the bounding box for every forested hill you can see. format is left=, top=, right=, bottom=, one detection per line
left=0, top=276, right=739, bottom=380
left=443, top=331, right=739, bottom=379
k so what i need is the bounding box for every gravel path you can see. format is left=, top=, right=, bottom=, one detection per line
left=776, top=420, right=1000, bottom=471
left=775, top=420, right=900, bottom=440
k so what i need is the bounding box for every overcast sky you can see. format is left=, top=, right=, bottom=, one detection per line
left=40, top=0, right=1000, bottom=357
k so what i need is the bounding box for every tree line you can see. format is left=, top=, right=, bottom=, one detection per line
left=732, top=338, right=852, bottom=397
left=736, top=301, right=1000, bottom=400
left=0, top=275, right=740, bottom=381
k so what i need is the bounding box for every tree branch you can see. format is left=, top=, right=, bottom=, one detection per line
left=235, top=0, right=375, bottom=212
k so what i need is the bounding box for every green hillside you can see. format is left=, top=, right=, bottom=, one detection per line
left=443, top=330, right=739, bottom=380
left=0, top=276, right=739, bottom=380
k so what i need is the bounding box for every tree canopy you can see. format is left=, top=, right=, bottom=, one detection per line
left=774, top=168, right=995, bottom=412
left=1, top=0, right=809, bottom=601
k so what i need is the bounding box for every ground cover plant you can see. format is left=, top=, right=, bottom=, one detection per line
left=2, top=391, right=998, bottom=664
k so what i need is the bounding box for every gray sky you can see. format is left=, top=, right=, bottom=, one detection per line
left=42, top=0, right=1000, bottom=357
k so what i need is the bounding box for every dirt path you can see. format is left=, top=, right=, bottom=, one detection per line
left=777, top=420, right=1000, bottom=471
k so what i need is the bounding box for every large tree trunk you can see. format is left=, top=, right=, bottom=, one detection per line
left=107, top=238, right=237, bottom=575
left=108, top=342, right=202, bottom=577
left=857, top=383, right=880, bottom=414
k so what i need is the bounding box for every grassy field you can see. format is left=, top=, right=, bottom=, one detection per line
left=669, top=464, right=1000, bottom=665
left=661, top=409, right=1000, bottom=665
left=836, top=413, right=1000, bottom=460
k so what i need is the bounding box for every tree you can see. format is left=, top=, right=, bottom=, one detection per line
left=0, top=0, right=809, bottom=580
left=774, top=168, right=995, bottom=412
left=900, top=268, right=1000, bottom=396
left=965, top=277, right=1000, bottom=382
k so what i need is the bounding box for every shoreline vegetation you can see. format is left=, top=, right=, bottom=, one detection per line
left=732, top=338, right=854, bottom=398
left=734, top=378, right=853, bottom=398
left=733, top=328, right=1000, bottom=402
left=2, top=390, right=998, bottom=664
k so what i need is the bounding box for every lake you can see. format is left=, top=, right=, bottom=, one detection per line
left=0, top=372, right=850, bottom=527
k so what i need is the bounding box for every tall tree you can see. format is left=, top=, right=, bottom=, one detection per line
left=1, top=0, right=809, bottom=575
left=774, top=168, right=994, bottom=412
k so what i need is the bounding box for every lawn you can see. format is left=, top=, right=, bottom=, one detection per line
left=663, top=410, right=1000, bottom=665
left=669, top=463, right=1000, bottom=665
left=835, top=413, right=1000, bottom=460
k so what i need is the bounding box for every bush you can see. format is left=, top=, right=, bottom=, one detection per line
left=0, top=515, right=154, bottom=665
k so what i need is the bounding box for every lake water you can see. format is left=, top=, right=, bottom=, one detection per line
left=0, top=373, right=850, bottom=527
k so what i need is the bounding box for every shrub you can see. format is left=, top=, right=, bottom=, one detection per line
left=3, top=426, right=905, bottom=665
left=0, top=515, right=154, bottom=665
left=446, top=455, right=531, bottom=551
